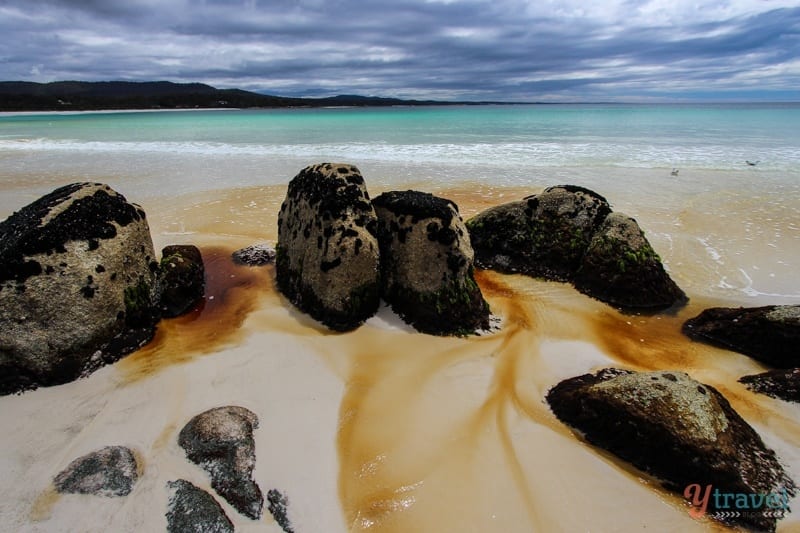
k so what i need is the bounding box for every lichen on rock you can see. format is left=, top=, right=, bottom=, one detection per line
left=276, top=163, right=380, bottom=331
left=373, top=190, right=490, bottom=335
left=159, top=244, right=205, bottom=318
left=547, top=368, right=796, bottom=532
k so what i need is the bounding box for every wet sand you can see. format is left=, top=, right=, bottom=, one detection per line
left=0, top=182, right=799, bottom=532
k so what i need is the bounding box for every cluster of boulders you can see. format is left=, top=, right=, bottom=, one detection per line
left=0, top=183, right=206, bottom=395
left=276, top=163, right=490, bottom=335
left=48, top=405, right=293, bottom=532
left=466, top=185, right=686, bottom=310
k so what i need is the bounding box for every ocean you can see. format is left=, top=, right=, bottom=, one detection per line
left=2, top=104, right=800, bottom=532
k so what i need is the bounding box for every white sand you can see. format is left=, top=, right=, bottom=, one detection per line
left=0, top=184, right=798, bottom=532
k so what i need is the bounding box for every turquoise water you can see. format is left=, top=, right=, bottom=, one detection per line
left=1, top=104, right=799, bottom=172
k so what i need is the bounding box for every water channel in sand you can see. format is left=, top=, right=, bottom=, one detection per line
left=96, top=182, right=798, bottom=531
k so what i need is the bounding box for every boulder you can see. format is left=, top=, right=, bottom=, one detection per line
left=466, top=185, right=685, bottom=310
left=740, top=368, right=800, bottom=404
left=573, top=212, right=686, bottom=309
left=373, top=190, right=490, bottom=335
left=547, top=368, right=795, bottom=532
left=467, top=185, right=611, bottom=281
left=683, top=305, right=800, bottom=367
left=54, top=446, right=139, bottom=497
left=178, top=406, right=263, bottom=520
left=232, top=243, right=276, bottom=266
left=276, top=163, right=380, bottom=331
left=159, top=244, right=205, bottom=318
left=0, top=182, right=160, bottom=394
left=166, top=479, right=234, bottom=533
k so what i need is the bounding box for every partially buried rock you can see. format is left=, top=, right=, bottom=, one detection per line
left=547, top=368, right=796, bottom=532
left=0, top=183, right=160, bottom=395
left=166, top=479, right=234, bottom=533
left=740, top=368, right=800, bottom=404
left=54, top=446, right=139, bottom=497
left=232, top=243, right=276, bottom=266
left=178, top=406, right=263, bottom=520
left=159, top=244, right=205, bottom=318
left=267, top=489, right=295, bottom=533
left=573, top=212, right=686, bottom=309
left=373, top=190, right=490, bottom=335
left=683, top=305, right=800, bottom=368
left=467, top=185, right=611, bottom=281
left=276, top=163, right=380, bottom=331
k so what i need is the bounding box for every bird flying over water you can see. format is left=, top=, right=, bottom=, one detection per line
left=746, top=160, right=760, bottom=166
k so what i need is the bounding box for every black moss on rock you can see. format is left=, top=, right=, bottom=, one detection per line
left=0, top=183, right=142, bottom=284
left=232, top=243, right=276, bottom=266
left=267, top=489, right=295, bottom=533
left=372, top=189, right=458, bottom=226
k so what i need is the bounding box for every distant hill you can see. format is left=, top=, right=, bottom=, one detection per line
left=0, top=81, right=484, bottom=111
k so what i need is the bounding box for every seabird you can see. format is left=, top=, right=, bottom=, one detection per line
left=746, top=160, right=760, bottom=166
left=671, top=168, right=679, bottom=176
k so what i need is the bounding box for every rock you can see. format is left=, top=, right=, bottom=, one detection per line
left=373, top=190, right=490, bottom=335
left=466, top=185, right=685, bottom=310
left=159, top=244, right=205, bottom=318
left=547, top=368, right=795, bottom=532
left=166, top=479, right=234, bottom=533
left=178, top=406, right=263, bottom=520
left=267, top=489, right=295, bottom=533
left=276, top=163, right=380, bottom=331
left=54, top=446, right=139, bottom=497
left=467, top=185, right=611, bottom=281
left=740, top=368, right=800, bottom=403
left=573, top=212, right=686, bottom=309
left=232, top=243, right=276, bottom=266
left=0, top=182, right=160, bottom=395
left=683, top=305, right=800, bottom=368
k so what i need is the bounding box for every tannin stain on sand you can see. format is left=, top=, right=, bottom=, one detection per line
left=117, top=246, right=274, bottom=382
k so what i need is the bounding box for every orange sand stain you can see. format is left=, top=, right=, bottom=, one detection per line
left=117, top=246, right=274, bottom=382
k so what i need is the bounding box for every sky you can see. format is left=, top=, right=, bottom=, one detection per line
left=1, top=0, right=799, bottom=102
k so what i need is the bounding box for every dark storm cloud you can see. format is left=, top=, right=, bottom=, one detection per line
left=1, top=0, right=798, bottom=101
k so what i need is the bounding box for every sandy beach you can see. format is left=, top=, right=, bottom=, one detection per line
left=1, top=179, right=798, bottom=532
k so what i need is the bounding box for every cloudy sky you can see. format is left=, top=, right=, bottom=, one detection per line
left=1, top=0, right=798, bottom=101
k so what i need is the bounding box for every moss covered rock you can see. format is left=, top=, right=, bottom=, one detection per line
left=467, top=185, right=611, bottom=281
left=0, top=182, right=159, bottom=394
left=683, top=305, right=800, bottom=368
left=276, top=163, right=380, bottom=331
left=547, top=368, right=796, bottom=532
left=373, top=190, right=490, bottom=335
left=159, top=244, right=205, bottom=318
left=466, top=185, right=685, bottom=310
left=574, top=212, right=686, bottom=309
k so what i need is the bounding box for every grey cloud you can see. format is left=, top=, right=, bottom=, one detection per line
left=0, top=0, right=797, bottom=100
